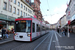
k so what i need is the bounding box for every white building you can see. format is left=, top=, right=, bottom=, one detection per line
left=61, top=15, right=67, bottom=28
left=66, top=0, right=75, bottom=33
left=0, top=0, right=34, bottom=29
left=66, top=0, right=75, bottom=22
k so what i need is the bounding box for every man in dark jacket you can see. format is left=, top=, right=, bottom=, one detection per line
left=2, top=27, right=6, bottom=39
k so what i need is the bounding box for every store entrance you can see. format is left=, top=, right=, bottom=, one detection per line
left=0, top=24, right=3, bottom=29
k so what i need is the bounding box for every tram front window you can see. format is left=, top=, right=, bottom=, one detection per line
left=15, top=20, right=31, bottom=32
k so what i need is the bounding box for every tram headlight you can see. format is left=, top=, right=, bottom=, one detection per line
left=27, top=34, right=31, bottom=37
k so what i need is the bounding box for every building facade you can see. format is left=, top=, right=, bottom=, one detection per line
left=0, top=0, right=34, bottom=30
left=61, top=15, right=67, bottom=28
left=66, top=0, right=75, bottom=33
left=31, top=0, right=42, bottom=21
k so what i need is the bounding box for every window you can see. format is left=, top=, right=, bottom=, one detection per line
left=9, top=5, right=12, bottom=12
left=14, top=0, right=16, bottom=4
left=36, top=24, right=40, bottom=32
left=24, top=6, right=25, bottom=10
left=13, top=7, right=16, bottom=14
left=15, top=20, right=31, bottom=32
left=28, top=9, right=32, bottom=13
left=74, top=4, right=75, bottom=11
left=26, top=7, right=27, bottom=11
left=21, top=11, right=22, bottom=16
left=17, top=9, right=19, bottom=15
left=21, top=4, right=23, bottom=8
left=3, top=2, right=7, bottom=10
left=42, top=26, right=45, bottom=31
left=26, top=13, right=27, bottom=16
left=23, top=12, right=25, bottom=17
left=32, top=23, right=35, bottom=32
left=18, top=2, right=20, bottom=6
left=11, top=0, right=12, bottom=2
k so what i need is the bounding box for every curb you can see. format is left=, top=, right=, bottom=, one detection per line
left=0, top=39, right=14, bottom=45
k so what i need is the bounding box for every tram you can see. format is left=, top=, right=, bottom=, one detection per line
left=14, top=16, right=49, bottom=41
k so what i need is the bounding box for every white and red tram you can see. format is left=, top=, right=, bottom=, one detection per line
left=14, top=17, right=49, bottom=41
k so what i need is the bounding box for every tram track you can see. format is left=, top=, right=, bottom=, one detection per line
left=0, top=31, right=52, bottom=50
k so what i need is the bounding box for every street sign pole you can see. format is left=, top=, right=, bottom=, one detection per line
left=68, top=20, right=71, bottom=37
left=68, top=25, right=70, bottom=37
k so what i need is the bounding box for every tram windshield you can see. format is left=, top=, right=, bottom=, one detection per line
left=15, top=20, right=31, bottom=32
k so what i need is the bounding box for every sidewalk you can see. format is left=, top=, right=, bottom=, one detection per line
left=57, top=32, right=75, bottom=50
left=0, top=34, right=14, bottom=45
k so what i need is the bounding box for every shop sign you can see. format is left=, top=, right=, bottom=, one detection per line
left=68, top=20, right=71, bottom=25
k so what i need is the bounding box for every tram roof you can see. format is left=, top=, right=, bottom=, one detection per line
left=15, top=16, right=39, bottom=22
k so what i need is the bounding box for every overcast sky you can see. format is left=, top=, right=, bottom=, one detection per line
left=31, top=0, right=70, bottom=24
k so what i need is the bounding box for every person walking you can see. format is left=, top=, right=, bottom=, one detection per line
left=61, top=28, right=65, bottom=36
left=2, top=27, right=6, bottom=39
left=11, top=28, right=14, bottom=34
left=64, top=28, right=67, bottom=36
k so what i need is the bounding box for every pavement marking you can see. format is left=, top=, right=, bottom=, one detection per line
left=48, top=33, right=53, bottom=50
left=53, top=40, right=56, bottom=42
left=34, top=34, right=51, bottom=50
left=55, top=33, right=61, bottom=50
left=56, top=32, right=62, bottom=37
left=55, top=33, right=58, bottom=41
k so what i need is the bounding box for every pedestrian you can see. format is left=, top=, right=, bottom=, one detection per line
left=57, top=28, right=59, bottom=33
left=0, top=28, right=2, bottom=39
left=11, top=28, right=14, bottom=34
left=61, top=28, right=65, bottom=36
left=5, top=29, right=9, bottom=38
left=2, top=27, right=6, bottom=39
left=65, top=28, right=67, bottom=36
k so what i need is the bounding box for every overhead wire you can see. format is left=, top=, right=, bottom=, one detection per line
left=40, top=5, right=47, bottom=16
left=47, top=0, right=50, bottom=11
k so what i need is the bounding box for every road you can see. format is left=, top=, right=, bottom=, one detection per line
left=0, top=30, right=75, bottom=50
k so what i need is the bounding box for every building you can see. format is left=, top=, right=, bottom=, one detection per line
left=56, top=18, right=61, bottom=28
left=0, top=0, right=34, bottom=30
left=50, top=24, right=57, bottom=30
left=66, top=0, right=75, bottom=33
left=61, top=15, right=67, bottom=28
left=45, top=21, right=49, bottom=24
left=31, top=0, right=42, bottom=21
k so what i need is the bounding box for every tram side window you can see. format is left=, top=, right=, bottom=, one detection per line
left=32, top=23, right=35, bottom=32
left=42, top=26, right=44, bottom=31
left=42, top=26, right=43, bottom=31
left=36, top=24, right=40, bottom=32
left=36, top=24, right=38, bottom=32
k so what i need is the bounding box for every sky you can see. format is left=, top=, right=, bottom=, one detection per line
left=31, top=0, right=70, bottom=24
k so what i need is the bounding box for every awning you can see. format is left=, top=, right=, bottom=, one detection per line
left=0, top=13, right=16, bottom=21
